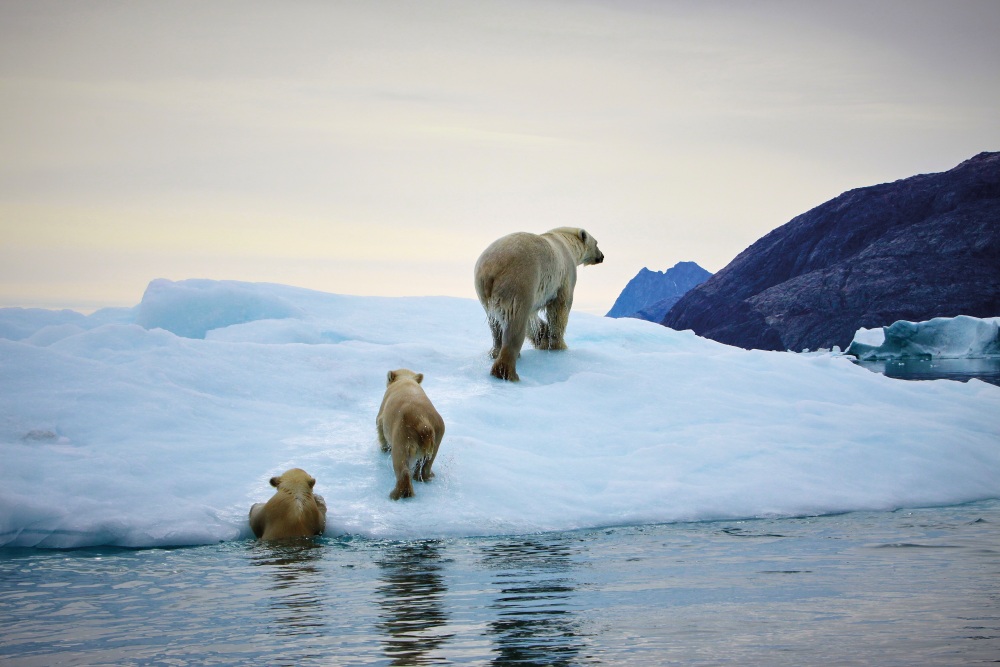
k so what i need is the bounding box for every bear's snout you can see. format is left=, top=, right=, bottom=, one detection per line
left=594, top=252, right=605, bottom=264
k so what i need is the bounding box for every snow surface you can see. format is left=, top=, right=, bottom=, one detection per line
left=848, top=315, right=1000, bottom=360
left=2, top=279, right=999, bottom=549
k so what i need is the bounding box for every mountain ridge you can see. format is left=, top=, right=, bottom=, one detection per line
left=661, top=152, right=1000, bottom=351
left=606, top=261, right=712, bottom=321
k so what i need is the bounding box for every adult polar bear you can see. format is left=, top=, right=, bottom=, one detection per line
left=474, top=227, right=604, bottom=381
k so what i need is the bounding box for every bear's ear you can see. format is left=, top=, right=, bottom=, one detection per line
left=270, top=476, right=281, bottom=488
left=308, top=477, right=316, bottom=489
left=415, top=373, right=424, bottom=384
left=387, top=370, right=396, bottom=385
left=579, top=229, right=588, bottom=242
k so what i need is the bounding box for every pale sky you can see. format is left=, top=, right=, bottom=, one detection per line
left=2, top=0, right=998, bottom=314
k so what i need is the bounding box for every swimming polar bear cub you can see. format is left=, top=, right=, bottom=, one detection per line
left=474, top=227, right=605, bottom=381
left=249, top=468, right=327, bottom=540
left=377, top=369, right=445, bottom=500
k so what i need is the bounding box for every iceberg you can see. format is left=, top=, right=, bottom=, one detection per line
left=1, top=279, right=999, bottom=549
left=846, top=315, right=1000, bottom=361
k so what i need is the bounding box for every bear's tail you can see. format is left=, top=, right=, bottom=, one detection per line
left=417, top=421, right=435, bottom=451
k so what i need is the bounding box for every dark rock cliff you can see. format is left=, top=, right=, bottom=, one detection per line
left=660, top=152, right=1000, bottom=351
left=606, top=261, right=712, bottom=322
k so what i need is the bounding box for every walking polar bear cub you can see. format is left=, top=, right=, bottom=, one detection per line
left=377, top=369, right=445, bottom=500
left=474, top=227, right=604, bottom=381
left=249, top=468, right=327, bottom=540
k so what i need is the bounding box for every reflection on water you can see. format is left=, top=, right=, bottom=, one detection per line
left=2, top=502, right=999, bottom=665
left=249, top=538, right=327, bottom=660
left=376, top=540, right=453, bottom=665
left=853, top=356, right=1000, bottom=386
left=481, top=536, right=592, bottom=666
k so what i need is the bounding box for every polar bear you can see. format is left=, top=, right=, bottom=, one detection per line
left=474, top=227, right=604, bottom=381
left=376, top=369, right=445, bottom=500
left=249, top=468, right=327, bottom=540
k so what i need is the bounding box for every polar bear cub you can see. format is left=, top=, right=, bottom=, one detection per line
left=474, top=227, right=604, bottom=381
left=249, top=468, right=327, bottom=540
left=376, top=369, right=445, bottom=500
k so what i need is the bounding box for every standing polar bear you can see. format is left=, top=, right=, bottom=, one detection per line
left=474, top=227, right=604, bottom=381
left=249, top=468, right=327, bottom=541
left=377, top=368, right=446, bottom=500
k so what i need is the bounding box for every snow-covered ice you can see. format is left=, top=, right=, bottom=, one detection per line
left=2, top=279, right=999, bottom=548
left=847, top=315, right=1000, bottom=360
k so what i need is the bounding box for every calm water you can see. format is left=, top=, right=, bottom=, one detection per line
left=852, top=357, right=1000, bottom=386
left=2, top=501, right=999, bottom=666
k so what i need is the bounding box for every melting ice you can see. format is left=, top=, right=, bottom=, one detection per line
left=1, top=279, right=998, bottom=548
left=847, top=315, right=1000, bottom=360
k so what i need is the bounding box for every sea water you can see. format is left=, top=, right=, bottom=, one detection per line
left=3, top=500, right=998, bottom=666
left=853, top=357, right=1000, bottom=386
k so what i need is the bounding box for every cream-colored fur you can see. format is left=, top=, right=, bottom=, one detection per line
left=249, top=468, right=327, bottom=540
left=376, top=369, right=445, bottom=500
left=474, top=227, right=604, bottom=381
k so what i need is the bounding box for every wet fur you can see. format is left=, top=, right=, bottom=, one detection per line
left=248, top=468, right=327, bottom=540
left=376, top=369, right=446, bottom=500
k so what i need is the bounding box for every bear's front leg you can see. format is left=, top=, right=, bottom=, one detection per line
left=376, top=416, right=390, bottom=452
left=544, top=299, right=570, bottom=350
left=248, top=503, right=267, bottom=538
left=530, top=315, right=552, bottom=349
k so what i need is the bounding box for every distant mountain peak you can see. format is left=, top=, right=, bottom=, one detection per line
left=606, top=261, right=712, bottom=321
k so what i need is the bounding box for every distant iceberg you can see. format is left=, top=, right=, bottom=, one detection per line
left=846, top=315, right=1000, bottom=361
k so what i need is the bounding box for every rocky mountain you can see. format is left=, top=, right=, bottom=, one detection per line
left=606, top=262, right=712, bottom=322
left=661, top=152, right=1000, bottom=351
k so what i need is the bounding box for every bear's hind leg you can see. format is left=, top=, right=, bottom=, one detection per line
left=492, top=301, right=528, bottom=381
left=488, top=317, right=503, bottom=359
left=492, top=342, right=522, bottom=381
left=390, top=476, right=414, bottom=500
left=390, top=442, right=416, bottom=499
left=390, top=468, right=415, bottom=500
left=416, top=447, right=438, bottom=482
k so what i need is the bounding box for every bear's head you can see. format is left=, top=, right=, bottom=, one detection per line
left=550, top=227, right=604, bottom=265
left=386, top=368, right=423, bottom=386
left=270, top=468, right=316, bottom=492
left=577, top=229, right=604, bottom=265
